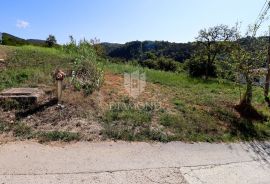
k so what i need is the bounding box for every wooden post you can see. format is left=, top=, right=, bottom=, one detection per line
left=54, top=69, right=66, bottom=103
left=57, top=80, right=63, bottom=102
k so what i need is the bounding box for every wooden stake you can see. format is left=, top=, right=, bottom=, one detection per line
left=57, top=80, right=63, bottom=102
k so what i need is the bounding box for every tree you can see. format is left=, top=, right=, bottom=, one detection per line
left=46, top=35, right=57, bottom=47
left=90, top=37, right=105, bottom=57
left=0, top=32, right=2, bottom=44
left=195, top=24, right=237, bottom=79
left=231, top=26, right=267, bottom=110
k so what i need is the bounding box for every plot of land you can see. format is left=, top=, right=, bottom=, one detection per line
left=0, top=45, right=270, bottom=143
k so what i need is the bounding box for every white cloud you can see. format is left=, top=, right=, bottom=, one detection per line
left=16, top=20, right=29, bottom=29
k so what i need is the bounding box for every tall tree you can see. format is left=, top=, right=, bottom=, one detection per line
left=46, top=35, right=57, bottom=47
left=195, top=24, right=237, bottom=79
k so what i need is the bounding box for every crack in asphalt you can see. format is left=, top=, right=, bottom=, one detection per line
left=180, top=159, right=270, bottom=184
left=142, top=168, right=187, bottom=184
left=0, top=159, right=261, bottom=176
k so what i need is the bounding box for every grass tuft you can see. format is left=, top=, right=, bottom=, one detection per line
left=37, top=131, right=80, bottom=142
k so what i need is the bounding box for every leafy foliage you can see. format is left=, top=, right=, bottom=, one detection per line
left=140, top=57, right=179, bottom=72
left=63, top=36, right=104, bottom=95
left=46, top=35, right=57, bottom=47
left=104, top=41, right=195, bottom=63
left=1, top=33, right=46, bottom=46
left=188, top=24, right=237, bottom=79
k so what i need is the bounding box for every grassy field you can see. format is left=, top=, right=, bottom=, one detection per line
left=0, top=45, right=74, bottom=91
left=102, top=63, right=270, bottom=142
left=0, top=45, right=270, bottom=143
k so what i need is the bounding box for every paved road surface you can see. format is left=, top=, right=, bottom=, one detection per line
left=0, top=141, right=269, bottom=184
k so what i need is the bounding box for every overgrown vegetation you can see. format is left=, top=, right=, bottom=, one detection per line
left=102, top=101, right=167, bottom=142
left=1, top=21, right=270, bottom=143
left=0, top=45, right=74, bottom=90
left=0, top=120, right=79, bottom=142
left=0, top=38, right=104, bottom=96
left=63, top=36, right=104, bottom=95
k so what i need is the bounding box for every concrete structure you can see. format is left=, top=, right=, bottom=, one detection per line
left=0, top=88, right=44, bottom=105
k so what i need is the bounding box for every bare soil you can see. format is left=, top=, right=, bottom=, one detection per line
left=0, top=72, right=173, bottom=142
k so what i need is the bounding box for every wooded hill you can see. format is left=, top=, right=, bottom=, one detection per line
left=0, top=33, right=46, bottom=46
left=101, top=41, right=195, bottom=63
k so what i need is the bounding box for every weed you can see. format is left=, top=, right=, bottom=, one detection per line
left=37, top=131, right=80, bottom=142
left=0, top=121, right=8, bottom=133
left=0, top=99, right=20, bottom=111
left=13, top=123, right=33, bottom=139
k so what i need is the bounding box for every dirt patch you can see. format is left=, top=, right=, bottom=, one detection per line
left=96, top=72, right=172, bottom=111
left=0, top=72, right=174, bottom=142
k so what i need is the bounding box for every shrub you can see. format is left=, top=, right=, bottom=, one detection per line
left=186, top=57, right=217, bottom=78
left=13, top=123, right=33, bottom=138
left=37, top=131, right=80, bottom=142
left=141, top=59, right=159, bottom=70
left=140, top=57, right=179, bottom=72
left=72, top=60, right=104, bottom=95
left=63, top=37, right=104, bottom=95
left=157, top=57, right=178, bottom=72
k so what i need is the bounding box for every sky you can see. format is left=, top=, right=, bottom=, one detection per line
left=1, top=0, right=269, bottom=44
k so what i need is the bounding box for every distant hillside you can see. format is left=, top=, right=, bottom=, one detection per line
left=101, top=42, right=123, bottom=54
left=101, top=41, right=196, bottom=63
left=101, top=37, right=269, bottom=63
left=0, top=33, right=46, bottom=46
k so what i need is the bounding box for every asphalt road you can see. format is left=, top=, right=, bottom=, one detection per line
left=0, top=141, right=269, bottom=184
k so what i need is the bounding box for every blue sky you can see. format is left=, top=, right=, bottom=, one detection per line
left=1, top=0, right=269, bottom=44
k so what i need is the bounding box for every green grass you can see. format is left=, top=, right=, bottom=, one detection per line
left=37, top=131, right=80, bottom=143
left=103, top=62, right=270, bottom=142
left=13, top=123, right=33, bottom=139
left=0, top=120, right=80, bottom=142
left=0, top=45, right=74, bottom=90
left=102, top=102, right=169, bottom=141
left=1, top=46, right=270, bottom=142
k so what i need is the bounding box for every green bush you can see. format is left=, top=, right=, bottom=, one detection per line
left=157, top=57, right=178, bottom=72
left=140, top=57, right=179, bottom=72
left=142, top=59, right=159, bottom=69
left=63, top=38, right=104, bottom=95
left=186, top=57, right=217, bottom=78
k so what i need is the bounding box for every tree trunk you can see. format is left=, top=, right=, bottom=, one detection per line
left=236, top=75, right=265, bottom=121
left=264, top=36, right=270, bottom=104
left=264, top=59, right=270, bottom=101
left=264, top=29, right=270, bottom=106
left=205, top=53, right=211, bottom=80
left=241, top=76, right=252, bottom=106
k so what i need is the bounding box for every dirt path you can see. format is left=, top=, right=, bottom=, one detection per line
left=0, top=141, right=269, bottom=184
